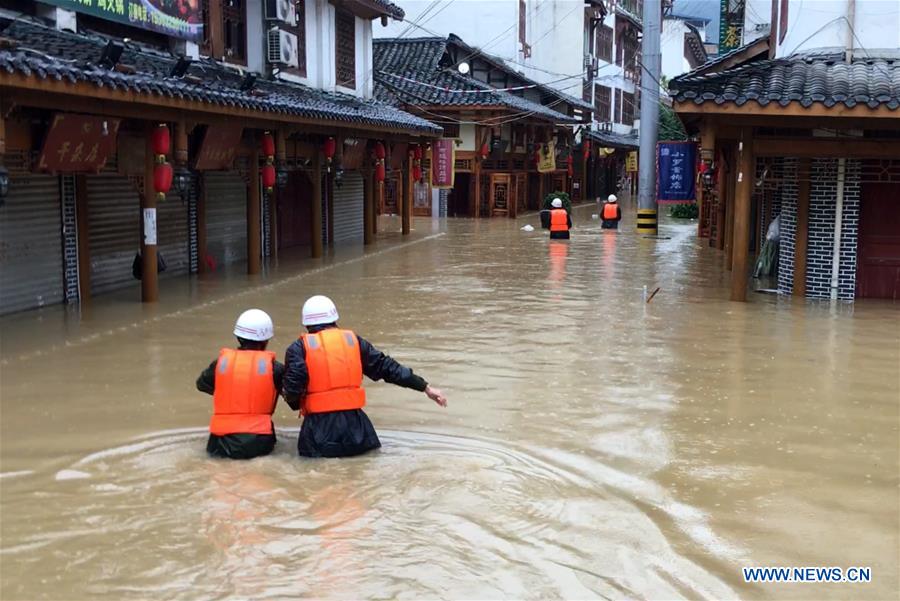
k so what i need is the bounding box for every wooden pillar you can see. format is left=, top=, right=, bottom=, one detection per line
left=473, top=158, right=482, bottom=218
left=364, top=167, right=374, bottom=245
left=731, top=132, right=755, bottom=302
left=311, top=152, right=323, bottom=258
left=141, top=127, right=159, bottom=302
left=402, top=154, right=412, bottom=235
left=247, top=148, right=261, bottom=275
left=198, top=172, right=208, bottom=273
left=793, top=157, right=811, bottom=297
left=174, top=121, right=189, bottom=165
left=74, top=174, right=91, bottom=301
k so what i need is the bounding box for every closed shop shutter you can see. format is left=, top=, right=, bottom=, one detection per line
left=85, top=174, right=139, bottom=296
left=158, top=197, right=189, bottom=278
left=204, top=172, right=247, bottom=266
left=0, top=174, right=63, bottom=315
left=332, top=171, right=364, bottom=245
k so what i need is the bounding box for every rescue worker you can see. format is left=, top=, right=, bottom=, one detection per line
left=196, top=309, right=285, bottom=460
left=283, top=295, right=447, bottom=458
left=601, top=194, right=622, bottom=229
left=549, top=198, right=572, bottom=240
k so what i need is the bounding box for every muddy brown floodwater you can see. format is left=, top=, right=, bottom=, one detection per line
left=1, top=203, right=898, bottom=600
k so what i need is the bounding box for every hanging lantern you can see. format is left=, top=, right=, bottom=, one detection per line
left=374, top=141, right=386, bottom=160
left=413, top=145, right=423, bottom=160
left=480, top=142, right=489, bottom=159
left=566, top=154, right=574, bottom=177
left=261, top=132, right=275, bottom=158
left=151, top=124, right=170, bottom=162
left=154, top=161, right=173, bottom=201
left=413, top=165, right=422, bottom=182
left=375, top=162, right=386, bottom=183
left=323, top=137, right=336, bottom=165
left=583, top=140, right=591, bottom=160
left=261, top=164, right=276, bottom=193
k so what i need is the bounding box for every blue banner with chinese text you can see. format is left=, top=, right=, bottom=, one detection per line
left=657, top=142, right=696, bottom=203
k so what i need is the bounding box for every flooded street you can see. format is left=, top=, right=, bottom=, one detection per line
left=1, top=203, right=898, bottom=600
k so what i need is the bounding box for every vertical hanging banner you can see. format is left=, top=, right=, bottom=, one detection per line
left=719, top=0, right=746, bottom=51
left=431, top=139, right=455, bottom=189
left=657, top=142, right=697, bottom=203
left=625, top=151, right=638, bottom=173
left=537, top=140, right=557, bottom=173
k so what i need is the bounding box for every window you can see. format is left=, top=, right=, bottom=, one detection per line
left=223, top=0, right=247, bottom=64
left=335, top=9, right=356, bottom=88
left=594, top=85, right=611, bottom=122
left=614, top=88, right=623, bottom=123
left=597, top=25, right=613, bottom=62
left=441, top=123, right=461, bottom=138
left=622, top=91, right=635, bottom=126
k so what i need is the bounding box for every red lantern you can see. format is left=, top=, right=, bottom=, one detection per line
left=151, top=124, right=170, bottom=159
left=261, top=132, right=275, bottom=158
left=261, top=164, right=276, bottom=192
left=154, top=161, right=173, bottom=201
left=480, top=142, right=489, bottom=159
left=583, top=141, right=591, bottom=160
left=413, top=165, right=422, bottom=181
left=374, top=141, right=386, bottom=160
left=413, top=145, right=423, bottom=160
left=323, top=137, right=336, bottom=161
left=375, top=163, right=386, bottom=183
left=566, top=154, right=574, bottom=177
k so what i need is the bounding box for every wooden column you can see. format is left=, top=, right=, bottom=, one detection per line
left=402, top=154, right=412, bottom=235
left=198, top=172, right=208, bottom=273
left=473, top=158, right=482, bottom=218
left=74, top=174, right=91, bottom=301
left=793, top=157, right=811, bottom=297
left=364, top=167, right=374, bottom=245
left=731, top=132, right=755, bottom=302
left=247, top=148, right=261, bottom=275
left=141, top=127, right=159, bottom=302
left=311, top=152, right=323, bottom=258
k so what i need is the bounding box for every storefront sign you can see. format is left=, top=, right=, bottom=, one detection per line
left=719, top=0, right=745, bottom=51
left=43, top=0, right=203, bottom=42
left=626, top=151, right=638, bottom=173
left=195, top=125, right=243, bottom=170
left=657, top=142, right=697, bottom=203
left=431, top=139, right=455, bottom=189
left=37, top=114, right=120, bottom=173
left=143, top=208, right=157, bottom=246
left=537, top=140, right=556, bottom=173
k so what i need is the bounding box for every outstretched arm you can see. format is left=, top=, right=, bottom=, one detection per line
left=196, top=359, right=218, bottom=395
left=358, top=336, right=447, bottom=407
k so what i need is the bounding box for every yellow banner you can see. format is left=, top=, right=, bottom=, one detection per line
left=626, top=151, right=638, bottom=172
left=537, top=140, right=556, bottom=173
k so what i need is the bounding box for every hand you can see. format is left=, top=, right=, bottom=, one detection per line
left=425, top=385, right=447, bottom=408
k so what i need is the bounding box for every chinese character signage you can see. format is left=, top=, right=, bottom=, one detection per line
left=195, top=125, right=243, bottom=170
left=657, top=142, right=696, bottom=203
left=719, top=0, right=745, bottom=51
left=38, top=114, right=120, bottom=173
left=626, top=151, right=638, bottom=173
left=537, top=140, right=556, bottom=173
left=43, top=0, right=203, bottom=42
left=431, top=139, right=455, bottom=189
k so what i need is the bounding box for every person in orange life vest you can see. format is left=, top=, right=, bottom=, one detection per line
left=549, top=198, right=572, bottom=240
left=196, top=309, right=286, bottom=459
left=601, top=194, right=622, bottom=229
left=282, top=295, right=447, bottom=458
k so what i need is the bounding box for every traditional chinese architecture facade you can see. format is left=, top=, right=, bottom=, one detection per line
left=671, top=0, right=900, bottom=301
left=373, top=34, right=592, bottom=218
left=0, top=0, right=442, bottom=316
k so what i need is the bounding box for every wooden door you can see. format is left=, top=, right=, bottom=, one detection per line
left=277, top=171, right=312, bottom=250
left=857, top=182, right=900, bottom=299
left=490, top=174, right=511, bottom=217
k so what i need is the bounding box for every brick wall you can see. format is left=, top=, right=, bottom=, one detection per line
left=61, top=175, right=79, bottom=302
left=777, top=159, right=799, bottom=294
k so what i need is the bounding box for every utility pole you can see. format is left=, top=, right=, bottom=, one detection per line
left=636, top=0, right=661, bottom=236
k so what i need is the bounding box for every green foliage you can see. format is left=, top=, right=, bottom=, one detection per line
left=542, top=191, right=572, bottom=213
left=669, top=203, right=699, bottom=219
left=659, top=104, right=688, bottom=142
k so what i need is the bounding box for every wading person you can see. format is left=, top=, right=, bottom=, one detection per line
left=549, top=198, right=572, bottom=240
left=283, top=295, right=447, bottom=458
left=197, top=309, right=284, bottom=459
left=601, top=194, right=622, bottom=229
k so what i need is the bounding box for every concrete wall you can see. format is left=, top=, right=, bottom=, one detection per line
left=775, top=0, right=900, bottom=57
left=661, top=18, right=690, bottom=81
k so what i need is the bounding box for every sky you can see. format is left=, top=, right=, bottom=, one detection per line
left=673, top=0, right=722, bottom=43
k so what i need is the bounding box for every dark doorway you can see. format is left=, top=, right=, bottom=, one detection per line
left=278, top=171, right=313, bottom=250
left=528, top=172, right=541, bottom=210
left=857, top=182, right=900, bottom=299
left=449, top=173, right=472, bottom=217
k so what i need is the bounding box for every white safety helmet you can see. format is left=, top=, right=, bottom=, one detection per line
left=234, top=309, right=274, bottom=341
left=551, top=198, right=563, bottom=208
left=607, top=194, right=618, bottom=202
left=302, top=295, right=340, bottom=326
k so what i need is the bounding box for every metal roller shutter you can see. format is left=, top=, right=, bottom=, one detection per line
left=204, top=172, right=247, bottom=266
left=0, top=174, right=63, bottom=315
left=158, top=197, right=189, bottom=278
left=332, top=171, right=364, bottom=244
left=86, top=174, right=139, bottom=296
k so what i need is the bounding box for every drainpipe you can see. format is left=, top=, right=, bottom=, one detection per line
left=830, top=158, right=846, bottom=300
left=846, top=0, right=856, bottom=63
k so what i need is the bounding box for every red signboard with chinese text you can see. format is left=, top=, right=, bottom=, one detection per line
left=37, top=114, right=120, bottom=173
left=195, top=125, right=243, bottom=170
left=431, top=139, right=455, bottom=189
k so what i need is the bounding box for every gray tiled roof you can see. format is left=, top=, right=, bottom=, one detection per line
left=0, top=18, right=441, bottom=134
left=373, top=37, right=580, bottom=124
left=373, top=0, right=405, bottom=20
left=670, top=49, right=900, bottom=110
left=585, top=129, right=639, bottom=150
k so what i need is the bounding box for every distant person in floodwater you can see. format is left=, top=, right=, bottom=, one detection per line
left=549, top=198, right=572, bottom=239
left=283, top=295, right=447, bottom=458
left=601, top=194, right=622, bottom=229
left=197, top=309, right=285, bottom=459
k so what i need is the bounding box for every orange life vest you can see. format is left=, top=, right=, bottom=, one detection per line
left=550, top=208, right=569, bottom=232
left=210, top=348, right=277, bottom=436
left=301, top=328, right=366, bottom=415
left=603, top=202, right=619, bottom=220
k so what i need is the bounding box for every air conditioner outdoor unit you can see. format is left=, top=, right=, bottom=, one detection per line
left=267, top=28, right=299, bottom=68
left=266, top=0, right=297, bottom=25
